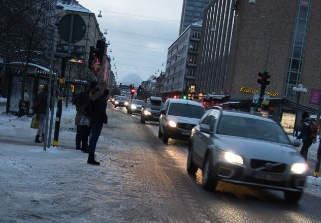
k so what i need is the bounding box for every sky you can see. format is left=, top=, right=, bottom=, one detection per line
left=78, top=0, right=183, bottom=85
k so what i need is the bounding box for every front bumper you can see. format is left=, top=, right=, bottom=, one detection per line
left=213, top=161, right=306, bottom=192
left=163, top=126, right=192, bottom=141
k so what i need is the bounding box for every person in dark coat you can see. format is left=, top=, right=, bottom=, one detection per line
left=73, top=81, right=98, bottom=152
left=33, top=84, right=48, bottom=143
left=297, top=111, right=313, bottom=161
left=87, top=80, right=108, bottom=165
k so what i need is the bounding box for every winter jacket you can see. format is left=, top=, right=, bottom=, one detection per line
left=74, top=91, right=89, bottom=126
left=297, top=118, right=312, bottom=141
left=88, top=80, right=108, bottom=125
left=34, top=90, right=48, bottom=115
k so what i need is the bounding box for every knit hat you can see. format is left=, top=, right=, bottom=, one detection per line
left=302, top=111, right=309, bottom=119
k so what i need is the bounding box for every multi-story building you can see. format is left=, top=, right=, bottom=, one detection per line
left=179, top=0, right=211, bottom=34
left=161, top=22, right=202, bottom=99
left=195, top=0, right=321, bottom=131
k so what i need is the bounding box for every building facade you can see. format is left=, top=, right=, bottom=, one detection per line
left=161, top=23, right=202, bottom=99
left=195, top=0, right=321, bottom=120
left=179, top=0, right=211, bottom=34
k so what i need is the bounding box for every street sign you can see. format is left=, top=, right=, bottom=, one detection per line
left=252, top=93, right=259, bottom=104
left=58, top=14, right=86, bottom=44
left=262, top=94, right=270, bottom=105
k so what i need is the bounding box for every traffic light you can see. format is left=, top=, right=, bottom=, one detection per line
left=257, top=71, right=271, bottom=86
left=96, top=40, right=106, bottom=65
left=88, top=46, right=95, bottom=69
left=182, top=95, right=187, bottom=100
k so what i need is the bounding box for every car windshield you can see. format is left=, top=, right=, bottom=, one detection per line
left=168, top=103, right=205, bottom=119
left=117, top=96, right=127, bottom=101
left=217, top=115, right=290, bottom=144
left=133, top=100, right=144, bottom=105
left=147, top=100, right=163, bottom=109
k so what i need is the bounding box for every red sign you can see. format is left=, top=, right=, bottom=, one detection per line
left=309, top=89, right=321, bottom=105
left=92, top=58, right=101, bottom=76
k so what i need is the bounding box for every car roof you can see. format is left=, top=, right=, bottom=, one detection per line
left=167, top=98, right=204, bottom=106
left=150, top=96, right=162, bottom=101
left=219, top=110, right=275, bottom=123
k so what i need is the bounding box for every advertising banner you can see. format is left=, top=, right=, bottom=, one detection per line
left=309, top=89, right=321, bottom=104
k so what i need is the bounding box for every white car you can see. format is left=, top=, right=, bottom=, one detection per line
left=158, top=98, right=205, bottom=144
left=188, top=109, right=307, bottom=202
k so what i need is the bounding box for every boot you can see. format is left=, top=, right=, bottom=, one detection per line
left=87, top=153, right=100, bottom=165
left=81, top=144, right=89, bottom=153
left=40, top=134, right=44, bottom=143
left=35, top=135, right=41, bottom=143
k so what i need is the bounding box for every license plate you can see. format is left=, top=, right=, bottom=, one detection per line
left=253, top=172, right=282, bottom=182
left=181, top=130, right=191, bottom=136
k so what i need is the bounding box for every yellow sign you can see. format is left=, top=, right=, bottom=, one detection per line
left=239, top=87, right=278, bottom=97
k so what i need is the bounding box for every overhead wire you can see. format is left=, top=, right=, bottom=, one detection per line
left=96, top=10, right=180, bottom=22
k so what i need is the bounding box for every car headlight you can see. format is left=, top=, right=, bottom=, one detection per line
left=219, top=151, right=243, bottom=165
left=124, top=101, right=129, bottom=106
left=144, top=109, right=151, bottom=116
left=115, top=101, right=119, bottom=104
left=291, top=163, right=308, bottom=174
left=168, top=120, right=177, bottom=128
left=131, top=104, right=137, bottom=109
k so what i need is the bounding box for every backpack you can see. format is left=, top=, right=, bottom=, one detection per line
left=306, top=121, right=318, bottom=139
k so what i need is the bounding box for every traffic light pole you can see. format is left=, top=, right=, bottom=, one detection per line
left=53, top=57, right=67, bottom=147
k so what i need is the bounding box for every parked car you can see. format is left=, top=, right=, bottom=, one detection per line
left=114, top=96, right=129, bottom=108
left=127, top=99, right=145, bottom=114
left=158, top=98, right=205, bottom=144
left=141, top=96, right=163, bottom=124
left=187, top=109, right=307, bottom=202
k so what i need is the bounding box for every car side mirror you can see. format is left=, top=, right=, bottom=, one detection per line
left=200, top=124, right=212, bottom=134
left=160, top=109, right=166, bottom=115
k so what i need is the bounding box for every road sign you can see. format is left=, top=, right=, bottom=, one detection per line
left=58, top=14, right=86, bottom=44
left=252, top=93, right=259, bottom=104
left=262, top=94, right=270, bottom=105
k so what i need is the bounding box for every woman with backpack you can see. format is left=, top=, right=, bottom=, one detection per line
left=297, top=111, right=317, bottom=161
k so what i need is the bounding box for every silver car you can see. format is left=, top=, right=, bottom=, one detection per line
left=187, top=109, right=308, bottom=202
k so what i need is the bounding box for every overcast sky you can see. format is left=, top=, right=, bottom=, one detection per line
left=78, top=0, right=183, bottom=85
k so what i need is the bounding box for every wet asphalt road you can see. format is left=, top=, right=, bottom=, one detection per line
left=99, top=105, right=321, bottom=223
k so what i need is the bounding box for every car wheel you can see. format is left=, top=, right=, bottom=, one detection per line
left=141, top=117, right=145, bottom=124
left=284, top=190, right=302, bottom=203
left=115, top=105, right=117, bottom=108
left=127, top=109, right=130, bottom=114
left=202, top=153, right=218, bottom=191
left=158, top=127, right=163, bottom=138
left=187, top=144, right=198, bottom=174
left=162, top=135, right=169, bottom=144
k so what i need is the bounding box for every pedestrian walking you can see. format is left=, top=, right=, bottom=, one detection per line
left=297, top=111, right=317, bottom=161
left=87, top=80, right=108, bottom=165
left=33, top=84, right=48, bottom=143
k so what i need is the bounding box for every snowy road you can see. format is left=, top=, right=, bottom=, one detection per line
left=0, top=102, right=321, bottom=222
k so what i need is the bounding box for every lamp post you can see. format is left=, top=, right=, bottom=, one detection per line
left=292, top=84, right=307, bottom=136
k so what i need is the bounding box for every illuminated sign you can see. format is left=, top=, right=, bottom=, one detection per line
left=239, top=87, right=278, bottom=97
left=70, top=59, right=83, bottom=63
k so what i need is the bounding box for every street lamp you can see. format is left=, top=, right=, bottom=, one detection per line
left=293, top=84, right=307, bottom=136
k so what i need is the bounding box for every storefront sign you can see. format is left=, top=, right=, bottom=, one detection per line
left=239, top=87, right=278, bottom=97
left=281, top=112, right=296, bottom=134
left=309, top=89, right=321, bottom=105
